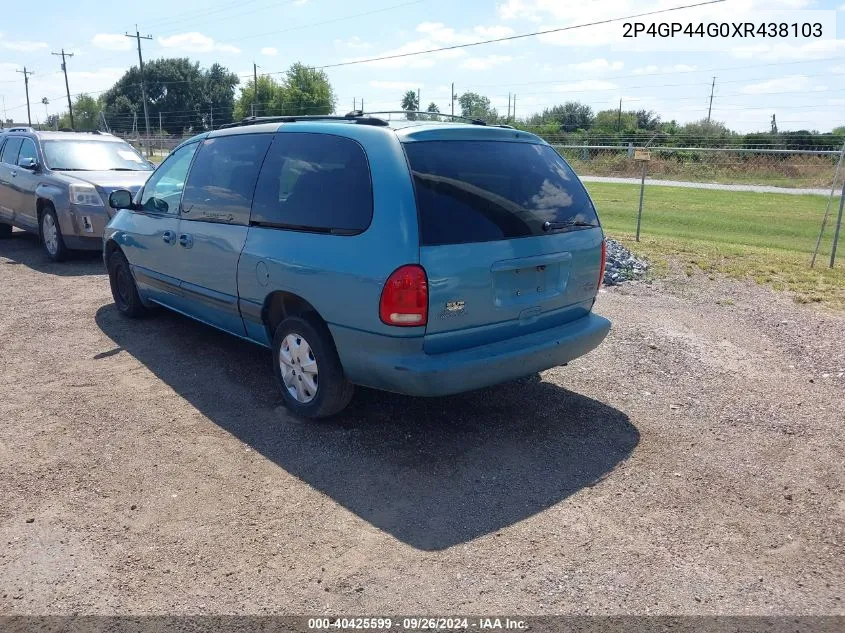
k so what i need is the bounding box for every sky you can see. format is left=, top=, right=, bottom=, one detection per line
left=1, top=0, right=845, bottom=133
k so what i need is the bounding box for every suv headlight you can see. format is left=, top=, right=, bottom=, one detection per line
left=69, top=183, right=104, bottom=207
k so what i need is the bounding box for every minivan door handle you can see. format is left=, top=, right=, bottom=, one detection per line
left=178, top=233, right=193, bottom=248
left=162, top=230, right=176, bottom=244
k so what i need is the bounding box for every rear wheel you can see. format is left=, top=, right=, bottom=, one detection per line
left=40, top=205, right=68, bottom=261
left=107, top=249, right=147, bottom=318
left=0, top=223, right=11, bottom=238
left=272, top=314, right=353, bottom=419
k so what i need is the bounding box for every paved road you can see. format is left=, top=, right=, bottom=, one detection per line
left=581, top=175, right=832, bottom=196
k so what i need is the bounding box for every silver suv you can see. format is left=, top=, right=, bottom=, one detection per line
left=0, top=130, right=153, bottom=260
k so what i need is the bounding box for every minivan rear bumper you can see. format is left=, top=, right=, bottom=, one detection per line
left=330, top=313, right=611, bottom=397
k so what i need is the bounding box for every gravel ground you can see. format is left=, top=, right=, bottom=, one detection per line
left=0, top=229, right=843, bottom=615
left=580, top=175, right=831, bottom=196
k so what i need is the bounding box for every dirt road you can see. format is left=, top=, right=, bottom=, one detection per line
left=0, top=230, right=843, bottom=615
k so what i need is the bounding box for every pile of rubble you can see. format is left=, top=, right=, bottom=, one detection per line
left=603, top=238, right=649, bottom=286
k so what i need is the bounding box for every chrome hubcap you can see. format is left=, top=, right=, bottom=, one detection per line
left=279, top=333, right=318, bottom=404
left=42, top=214, right=58, bottom=256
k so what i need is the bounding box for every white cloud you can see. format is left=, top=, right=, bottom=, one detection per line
left=0, top=35, right=48, bottom=52
left=158, top=32, right=241, bottom=54
left=731, top=40, right=845, bottom=61
left=345, top=39, right=465, bottom=69
left=347, top=21, right=514, bottom=69
left=461, top=55, right=513, bottom=70
left=334, top=36, right=372, bottom=50
left=840, top=3, right=845, bottom=9
left=260, top=47, right=278, bottom=56
left=554, top=79, right=618, bottom=93
left=741, top=74, right=827, bottom=94
left=369, top=80, right=422, bottom=91
left=91, top=34, right=131, bottom=51
left=632, top=64, right=697, bottom=75
left=570, top=58, right=623, bottom=73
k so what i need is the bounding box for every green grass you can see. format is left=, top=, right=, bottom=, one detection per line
left=585, top=182, right=845, bottom=309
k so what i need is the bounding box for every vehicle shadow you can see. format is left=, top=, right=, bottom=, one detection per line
left=95, top=304, right=639, bottom=551
left=0, top=230, right=104, bottom=276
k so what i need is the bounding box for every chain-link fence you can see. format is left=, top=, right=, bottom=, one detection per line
left=554, top=144, right=844, bottom=191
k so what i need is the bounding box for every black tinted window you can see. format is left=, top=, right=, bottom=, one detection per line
left=1, top=138, right=22, bottom=165
left=404, top=141, right=599, bottom=246
left=181, top=134, right=273, bottom=225
left=251, top=133, right=373, bottom=234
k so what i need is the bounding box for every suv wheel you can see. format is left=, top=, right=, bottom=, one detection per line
left=272, top=314, right=354, bottom=419
left=107, top=249, right=147, bottom=318
left=0, top=223, right=11, bottom=238
left=40, top=205, right=68, bottom=261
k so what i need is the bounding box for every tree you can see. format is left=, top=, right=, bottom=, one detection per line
left=234, top=75, right=283, bottom=120
left=59, top=94, right=100, bottom=131
left=635, top=109, right=661, bottom=131
left=593, top=109, right=636, bottom=132
left=401, top=90, right=419, bottom=112
left=542, top=102, right=594, bottom=132
left=101, top=58, right=239, bottom=134
left=279, top=62, right=335, bottom=116
left=458, top=92, right=497, bottom=122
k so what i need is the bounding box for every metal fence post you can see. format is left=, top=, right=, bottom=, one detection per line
left=635, top=159, right=648, bottom=242
left=811, top=140, right=845, bottom=268
left=830, top=180, right=845, bottom=268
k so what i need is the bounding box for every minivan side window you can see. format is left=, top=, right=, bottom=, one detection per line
left=17, top=138, right=38, bottom=165
left=180, top=134, right=272, bottom=226
left=1, top=137, right=22, bottom=165
left=139, top=142, right=199, bottom=215
left=251, top=133, right=373, bottom=234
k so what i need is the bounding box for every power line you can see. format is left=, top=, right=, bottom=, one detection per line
left=287, top=0, right=727, bottom=71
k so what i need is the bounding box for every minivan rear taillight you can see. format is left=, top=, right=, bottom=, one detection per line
left=380, top=265, right=428, bottom=326
left=598, top=239, right=607, bottom=289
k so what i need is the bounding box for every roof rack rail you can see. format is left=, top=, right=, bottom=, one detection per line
left=220, top=113, right=390, bottom=129
left=359, top=111, right=488, bottom=126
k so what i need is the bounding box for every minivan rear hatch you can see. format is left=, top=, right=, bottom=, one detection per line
left=402, top=136, right=604, bottom=355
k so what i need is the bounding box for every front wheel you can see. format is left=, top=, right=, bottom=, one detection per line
left=272, top=314, right=353, bottom=419
left=107, top=249, right=147, bottom=318
left=41, top=206, right=68, bottom=261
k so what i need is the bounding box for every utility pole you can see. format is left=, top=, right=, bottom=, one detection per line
left=771, top=113, right=778, bottom=134
left=417, top=88, right=420, bottom=112
left=51, top=50, right=75, bottom=129
left=507, top=93, right=511, bottom=121
left=16, top=68, right=34, bottom=126
left=41, top=97, right=49, bottom=129
left=706, top=76, right=716, bottom=124
left=451, top=82, right=455, bottom=117
left=512, top=94, right=516, bottom=121
left=253, top=63, right=259, bottom=116
left=126, top=27, right=153, bottom=155
left=617, top=98, right=622, bottom=132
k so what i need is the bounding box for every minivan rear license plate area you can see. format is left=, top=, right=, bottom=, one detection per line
left=490, top=252, right=571, bottom=308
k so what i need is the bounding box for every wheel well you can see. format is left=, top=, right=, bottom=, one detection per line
left=36, top=198, right=52, bottom=224
left=104, top=239, right=122, bottom=261
left=262, top=291, right=321, bottom=337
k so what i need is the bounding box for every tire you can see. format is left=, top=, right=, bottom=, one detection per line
left=107, top=249, right=147, bottom=318
left=272, top=314, right=354, bottom=419
left=40, top=205, right=68, bottom=261
left=0, top=223, right=11, bottom=238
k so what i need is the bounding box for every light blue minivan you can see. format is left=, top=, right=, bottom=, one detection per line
left=104, top=112, right=610, bottom=418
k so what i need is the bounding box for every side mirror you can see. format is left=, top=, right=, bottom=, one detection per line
left=108, top=189, right=134, bottom=210
left=18, top=157, right=38, bottom=171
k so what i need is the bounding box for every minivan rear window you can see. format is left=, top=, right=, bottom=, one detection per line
left=403, top=141, right=599, bottom=246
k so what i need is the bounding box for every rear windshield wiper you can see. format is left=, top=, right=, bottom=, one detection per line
left=542, top=220, right=598, bottom=232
